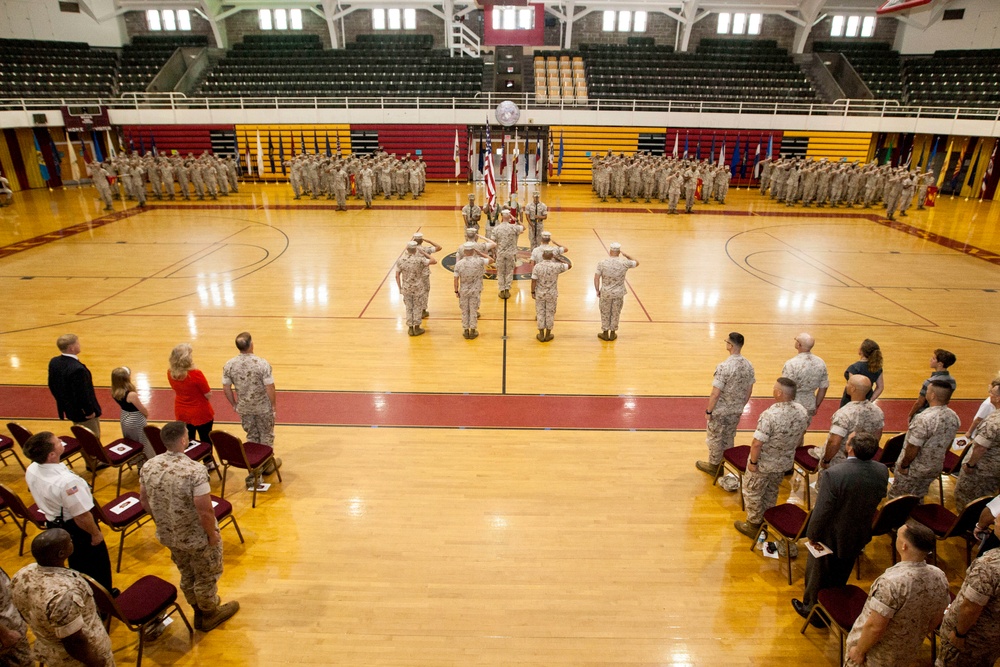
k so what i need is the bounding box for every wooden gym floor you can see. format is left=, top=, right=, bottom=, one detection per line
left=1, top=179, right=999, bottom=665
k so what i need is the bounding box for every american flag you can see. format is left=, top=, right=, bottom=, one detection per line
left=483, top=121, right=497, bottom=207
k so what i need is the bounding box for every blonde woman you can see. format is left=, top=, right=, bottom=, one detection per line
left=168, top=343, right=215, bottom=442
left=111, top=366, right=154, bottom=459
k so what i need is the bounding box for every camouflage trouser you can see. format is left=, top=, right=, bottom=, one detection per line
left=954, top=465, right=1000, bottom=512
left=744, top=470, right=783, bottom=525
left=706, top=413, right=740, bottom=465
left=535, top=295, right=557, bottom=329
left=887, top=471, right=936, bottom=501
left=528, top=220, right=543, bottom=249
left=171, top=542, right=224, bottom=612
left=496, top=254, right=516, bottom=291
left=599, top=295, right=624, bottom=331
left=241, top=411, right=274, bottom=446
left=402, top=293, right=422, bottom=327
left=459, top=292, right=480, bottom=329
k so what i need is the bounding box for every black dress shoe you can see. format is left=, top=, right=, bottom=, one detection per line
left=792, top=599, right=826, bottom=627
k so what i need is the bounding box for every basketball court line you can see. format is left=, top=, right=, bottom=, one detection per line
left=591, top=229, right=653, bottom=322
left=0, top=384, right=980, bottom=431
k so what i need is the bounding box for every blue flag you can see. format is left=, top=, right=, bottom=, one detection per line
left=478, top=128, right=485, bottom=174
left=683, top=131, right=689, bottom=160
left=927, top=135, right=940, bottom=170
left=33, top=133, right=50, bottom=182
left=695, top=136, right=701, bottom=162
left=730, top=135, right=741, bottom=177
left=151, top=136, right=158, bottom=157
left=557, top=131, right=564, bottom=176
left=710, top=136, right=716, bottom=164
left=128, top=134, right=135, bottom=154
left=268, top=134, right=275, bottom=174
left=766, top=133, right=773, bottom=160
left=325, top=134, right=332, bottom=158
left=524, top=128, right=530, bottom=178
left=741, top=136, right=751, bottom=178
left=279, top=134, right=286, bottom=174
left=48, top=133, right=62, bottom=181
left=92, top=131, right=104, bottom=163
left=314, top=133, right=320, bottom=155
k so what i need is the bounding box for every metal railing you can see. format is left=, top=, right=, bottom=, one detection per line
left=2, top=93, right=999, bottom=120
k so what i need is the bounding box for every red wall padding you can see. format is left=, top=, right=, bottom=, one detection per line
left=120, top=125, right=233, bottom=157
left=354, top=124, right=468, bottom=180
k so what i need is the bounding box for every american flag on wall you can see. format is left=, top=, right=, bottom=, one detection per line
left=483, top=120, right=497, bottom=207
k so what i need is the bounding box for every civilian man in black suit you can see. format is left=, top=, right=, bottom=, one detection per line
left=47, top=334, right=102, bottom=440
left=793, top=431, right=889, bottom=621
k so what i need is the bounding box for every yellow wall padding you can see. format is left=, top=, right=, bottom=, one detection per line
left=785, top=131, right=872, bottom=162
left=547, top=126, right=664, bottom=183
left=0, top=132, right=22, bottom=192
left=15, top=129, right=47, bottom=189
left=235, top=124, right=351, bottom=180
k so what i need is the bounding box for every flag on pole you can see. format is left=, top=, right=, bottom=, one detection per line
left=710, top=135, right=716, bottom=164
left=557, top=131, right=564, bottom=176
left=453, top=129, right=461, bottom=178
left=510, top=136, right=519, bottom=196
left=523, top=129, right=530, bottom=179
left=936, top=138, right=954, bottom=188
left=730, top=135, right=741, bottom=177
left=903, top=133, right=914, bottom=168
left=79, top=133, right=91, bottom=163
left=267, top=134, right=275, bottom=175
left=548, top=131, right=554, bottom=178
left=981, top=140, right=996, bottom=199
left=483, top=120, right=497, bottom=207
left=766, top=133, right=773, bottom=160
left=718, top=138, right=726, bottom=167
left=138, top=136, right=145, bottom=157
left=535, top=133, right=543, bottom=180
left=335, top=132, right=341, bottom=157
left=913, top=138, right=924, bottom=172
left=128, top=133, right=135, bottom=154
left=47, top=134, right=62, bottom=182
left=105, top=130, right=116, bottom=159
left=66, top=133, right=81, bottom=182
left=325, top=135, right=332, bottom=158
left=245, top=148, right=253, bottom=177
left=150, top=136, right=158, bottom=158
left=927, top=135, right=940, bottom=171
left=949, top=139, right=969, bottom=191
left=499, top=136, right=507, bottom=176
left=478, top=127, right=485, bottom=175
left=695, top=136, right=701, bottom=162
left=278, top=134, right=286, bottom=175
left=33, top=133, right=50, bottom=182
left=256, top=130, right=265, bottom=177
left=467, top=128, right=474, bottom=179
left=92, top=131, right=105, bottom=163
left=740, top=136, right=750, bottom=178
left=683, top=131, right=689, bottom=160
left=966, top=140, right=983, bottom=189
left=753, top=139, right=762, bottom=177
left=672, top=132, right=679, bottom=159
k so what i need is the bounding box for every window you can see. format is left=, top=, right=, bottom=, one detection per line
left=147, top=9, right=191, bottom=31
left=492, top=6, right=530, bottom=30
left=388, top=8, right=401, bottom=29
left=259, top=8, right=303, bottom=30
left=718, top=12, right=761, bottom=35
left=717, top=12, right=731, bottom=34
left=59, top=2, right=81, bottom=13
left=404, top=8, right=416, bottom=29
left=373, top=8, right=385, bottom=29
left=830, top=15, right=875, bottom=38
left=603, top=10, right=645, bottom=32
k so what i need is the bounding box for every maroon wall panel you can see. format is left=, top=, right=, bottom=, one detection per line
left=120, top=125, right=233, bottom=157
left=354, top=124, right=469, bottom=180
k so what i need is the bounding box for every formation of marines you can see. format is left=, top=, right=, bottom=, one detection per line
left=285, top=151, right=426, bottom=207
left=758, top=156, right=935, bottom=220
left=590, top=152, right=732, bottom=213
left=86, top=152, right=240, bottom=210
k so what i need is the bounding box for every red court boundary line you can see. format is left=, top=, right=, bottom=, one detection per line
left=0, top=384, right=980, bottom=432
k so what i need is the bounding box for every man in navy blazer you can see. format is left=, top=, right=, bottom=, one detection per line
left=793, top=431, right=889, bottom=620
left=47, top=334, right=102, bottom=439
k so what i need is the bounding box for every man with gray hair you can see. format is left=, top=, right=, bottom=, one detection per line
left=491, top=208, right=524, bottom=300
left=453, top=243, right=492, bottom=339
left=781, top=333, right=829, bottom=421
left=395, top=242, right=436, bottom=336
left=817, top=375, right=884, bottom=471
left=594, top=242, right=639, bottom=341
left=47, top=334, right=102, bottom=440
left=735, top=377, right=810, bottom=539
left=140, top=421, right=240, bottom=632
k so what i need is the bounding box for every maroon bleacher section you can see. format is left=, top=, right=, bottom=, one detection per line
left=665, top=128, right=784, bottom=187
left=354, top=124, right=469, bottom=180
left=121, top=125, right=230, bottom=157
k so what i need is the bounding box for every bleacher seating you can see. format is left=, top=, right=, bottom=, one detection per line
left=118, top=34, right=208, bottom=94
left=902, top=49, right=1000, bottom=108
left=0, top=38, right=117, bottom=98
left=813, top=41, right=904, bottom=102
left=533, top=52, right=588, bottom=104
left=582, top=39, right=817, bottom=104
left=193, top=34, right=483, bottom=98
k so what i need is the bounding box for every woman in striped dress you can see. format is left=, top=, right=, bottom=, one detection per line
left=111, top=366, right=154, bottom=460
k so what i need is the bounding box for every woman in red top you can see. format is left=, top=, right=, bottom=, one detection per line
left=168, top=343, right=215, bottom=442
